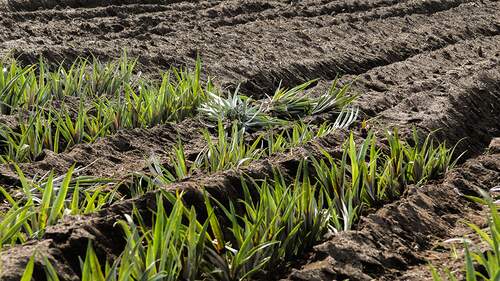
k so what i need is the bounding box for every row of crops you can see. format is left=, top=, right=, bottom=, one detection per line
left=0, top=56, right=497, bottom=280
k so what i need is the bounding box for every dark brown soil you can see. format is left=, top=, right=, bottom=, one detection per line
left=0, top=0, right=499, bottom=280
left=0, top=0, right=498, bottom=93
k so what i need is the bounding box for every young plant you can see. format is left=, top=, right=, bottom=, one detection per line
left=0, top=165, right=117, bottom=242
left=270, top=79, right=318, bottom=117
left=312, top=134, right=363, bottom=231
left=0, top=111, right=55, bottom=163
left=430, top=189, right=499, bottom=281
left=0, top=62, right=38, bottom=114
left=203, top=192, right=279, bottom=281
left=199, top=86, right=279, bottom=130
left=121, top=58, right=207, bottom=128
left=311, top=78, right=357, bottom=115
left=403, top=129, right=463, bottom=185
left=195, top=121, right=264, bottom=173
left=147, top=140, right=195, bottom=186
left=269, top=78, right=357, bottom=117
left=0, top=203, right=32, bottom=247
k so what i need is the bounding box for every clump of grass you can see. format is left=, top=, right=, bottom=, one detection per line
left=269, top=78, right=356, bottom=117
left=203, top=165, right=329, bottom=279
left=194, top=121, right=264, bottom=173
left=0, top=165, right=117, bottom=245
left=148, top=140, right=193, bottom=185
left=312, top=130, right=461, bottom=231
left=199, top=78, right=358, bottom=131
left=120, top=58, right=208, bottom=127
left=109, top=193, right=208, bottom=281
left=20, top=192, right=209, bottom=281
left=199, top=85, right=281, bottom=131
left=0, top=57, right=210, bottom=163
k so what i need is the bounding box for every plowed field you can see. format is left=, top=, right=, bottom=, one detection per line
left=0, top=1, right=499, bottom=280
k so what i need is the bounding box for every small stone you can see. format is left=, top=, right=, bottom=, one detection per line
left=488, top=138, right=500, bottom=154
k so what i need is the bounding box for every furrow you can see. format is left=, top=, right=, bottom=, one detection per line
left=2, top=0, right=196, bottom=11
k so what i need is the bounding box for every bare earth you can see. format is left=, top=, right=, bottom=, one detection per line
left=0, top=0, right=499, bottom=280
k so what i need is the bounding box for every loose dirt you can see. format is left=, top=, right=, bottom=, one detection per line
left=0, top=0, right=499, bottom=280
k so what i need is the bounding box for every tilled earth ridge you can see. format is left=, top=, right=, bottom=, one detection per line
left=0, top=0, right=498, bottom=95
left=0, top=0, right=499, bottom=280
left=313, top=34, right=500, bottom=154
left=282, top=138, right=500, bottom=281
left=0, top=107, right=343, bottom=186
left=0, top=119, right=206, bottom=186
left=0, top=132, right=350, bottom=281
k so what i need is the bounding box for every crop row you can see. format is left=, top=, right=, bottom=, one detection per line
left=0, top=117, right=352, bottom=247
left=2, top=126, right=459, bottom=280
left=0, top=56, right=354, bottom=163
left=0, top=56, right=207, bottom=163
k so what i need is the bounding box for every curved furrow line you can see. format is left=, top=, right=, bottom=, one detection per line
left=310, top=0, right=477, bottom=26
left=2, top=0, right=195, bottom=11
left=206, top=0, right=407, bottom=28
left=233, top=1, right=499, bottom=97
left=1, top=1, right=219, bottom=22
left=342, top=35, right=500, bottom=115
